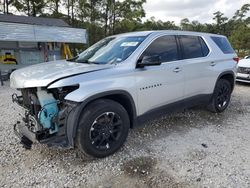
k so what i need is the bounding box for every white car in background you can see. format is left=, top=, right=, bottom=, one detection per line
left=237, top=56, right=250, bottom=83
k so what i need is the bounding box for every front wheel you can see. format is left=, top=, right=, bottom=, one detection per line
left=76, top=99, right=130, bottom=158
left=207, top=79, right=232, bottom=113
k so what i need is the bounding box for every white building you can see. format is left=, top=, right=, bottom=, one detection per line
left=0, top=14, right=87, bottom=67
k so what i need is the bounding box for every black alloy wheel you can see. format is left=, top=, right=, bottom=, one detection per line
left=215, top=83, right=231, bottom=110
left=208, top=79, right=232, bottom=113
left=89, top=112, right=123, bottom=150
left=76, top=99, right=130, bottom=158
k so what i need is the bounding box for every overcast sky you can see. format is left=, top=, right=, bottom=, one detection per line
left=143, top=0, right=250, bottom=24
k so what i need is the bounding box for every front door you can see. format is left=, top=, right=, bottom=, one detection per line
left=135, top=35, right=185, bottom=116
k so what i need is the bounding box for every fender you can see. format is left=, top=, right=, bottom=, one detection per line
left=215, top=70, right=236, bottom=92
left=66, top=90, right=137, bottom=147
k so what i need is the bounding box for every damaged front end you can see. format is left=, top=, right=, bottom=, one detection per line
left=12, top=85, right=79, bottom=149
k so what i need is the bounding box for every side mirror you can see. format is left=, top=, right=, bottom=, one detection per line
left=137, top=55, right=161, bottom=68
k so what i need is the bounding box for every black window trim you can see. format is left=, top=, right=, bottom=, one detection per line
left=175, top=35, right=183, bottom=61
left=177, top=35, right=211, bottom=60
left=198, top=37, right=206, bottom=57
left=135, top=34, right=211, bottom=68
left=136, top=34, right=182, bottom=67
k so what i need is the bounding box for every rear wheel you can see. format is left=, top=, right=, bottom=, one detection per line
left=208, top=79, right=232, bottom=113
left=76, top=99, right=130, bottom=158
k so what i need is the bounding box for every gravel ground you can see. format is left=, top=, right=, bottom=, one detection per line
left=0, top=81, right=250, bottom=188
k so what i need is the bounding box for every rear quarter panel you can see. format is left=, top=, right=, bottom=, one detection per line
left=202, top=35, right=237, bottom=93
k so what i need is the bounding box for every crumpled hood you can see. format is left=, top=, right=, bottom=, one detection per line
left=10, top=60, right=112, bottom=88
left=238, top=59, right=250, bottom=68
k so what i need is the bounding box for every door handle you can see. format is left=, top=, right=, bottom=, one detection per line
left=210, top=62, right=216, bottom=66
left=173, top=67, right=181, bottom=73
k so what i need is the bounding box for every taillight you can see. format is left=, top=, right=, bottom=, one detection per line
left=233, top=57, right=240, bottom=63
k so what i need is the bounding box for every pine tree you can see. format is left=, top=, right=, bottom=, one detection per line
left=47, top=0, right=60, bottom=15
left=13, top=0, right=46, bottom=17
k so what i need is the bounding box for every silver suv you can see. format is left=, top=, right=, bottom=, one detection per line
left=10, top=31, right=238, bottom=158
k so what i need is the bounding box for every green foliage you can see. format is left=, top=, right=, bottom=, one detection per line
left=180, top=18, right=208, bottom=32
left=139, top=17, right=178, bottom=31
left=233, top=4, right=250, bottom=21
left=212, top=11, right=228, bottom=35
left=2, top=1, right=250, bottom=55
left=46, top=0, right=61, bottom=15
left=1, top=0, right=15, bottom=13
left=114, top=0, right=146, bottom=34
left=229, top=25, right=250, bottom=56
left=13, top=0, right=46, bottom=16
left=115, top=0, right=146, bottom=22
left=179, top=4, right=250, bottom=56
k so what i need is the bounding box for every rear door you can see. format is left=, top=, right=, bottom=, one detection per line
left=135, top=35, right=185, bottom=115
left=178, top=35, right=212, bottom=98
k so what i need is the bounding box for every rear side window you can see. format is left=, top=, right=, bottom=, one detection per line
left=179, top=35, right=209, bottom=59
left=211, top=36, right=235, bottom=54
left=141, top=35, right=179, bottom=62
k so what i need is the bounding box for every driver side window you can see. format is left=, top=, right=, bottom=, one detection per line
left=141, top=35, right=179, bottom=63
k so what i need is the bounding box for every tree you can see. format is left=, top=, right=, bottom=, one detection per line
left=203, top=23, right=217, bottom=34
left=42, top=0, right=66, bottom=19
left=180, top=18, right=190, bottom=30
left=76, top=0, right=103, bottom=44
left=75, top=0, right=146, bottom=44
left=13, top=0, right=46, bottom=16
left=1, top=0, right=14, bottom=14
left=226, top=4, right=250, bottom=37
left=232, top=4, right=250, bottom=21
left=0, top=0, right=3, bottom=13
left=1, top=0, right=248, bottom=58
left=63, top=0, right=78, bottom=25
left=112, top=0, right=146, bottom=34
left=46, top=0, right=60, bottom=15
left=101, top=0, right=114, bottom=36
left=180, top=19, right=208, bottom=32
left=76, top=0, right=87, bottom=23
left=229, top=25, right=250, bottom=56
left=213, top=11, right=228, bottom=34
left=246, top=17, right=250, bottom=25
left=138, top=17, right=178, bottom=31
left=190, top=20, right=206, bottom=32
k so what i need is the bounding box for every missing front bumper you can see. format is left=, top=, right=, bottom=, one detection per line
left=13, top=101, right=79, bottom=150
left=12, top=88, right=80, bottom=150
left=13, top=121, right=35, bottom=149
left=13, top=120, right=72, bottom=149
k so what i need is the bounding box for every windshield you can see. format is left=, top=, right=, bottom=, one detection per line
left=74, top=36, right=146, bottom=64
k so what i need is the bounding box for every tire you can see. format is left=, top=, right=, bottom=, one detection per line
left=207, top=79, right=232, bottom=113
left=76, top=99, right=130, bottom=158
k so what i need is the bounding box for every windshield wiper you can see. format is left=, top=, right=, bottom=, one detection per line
left=76, top=59, right=89, bottom=63
left=76, top=59, right=101, bottom=65
left=66, top=56, right=79, bottom=62
left=67, top=57, right=101, bottom=64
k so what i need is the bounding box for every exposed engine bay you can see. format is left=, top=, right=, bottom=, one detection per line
left=12, top=85, right=79, bottom=149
